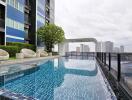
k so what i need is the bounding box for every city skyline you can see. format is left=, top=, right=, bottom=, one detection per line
left=55, top=0, right=132, bottom=52
left=96, top=41, right=125, bottom=52
left=65, top=41, right=125, bottom=52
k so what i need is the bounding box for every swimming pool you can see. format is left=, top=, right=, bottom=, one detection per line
left=0, top=57, right=116, bottom=100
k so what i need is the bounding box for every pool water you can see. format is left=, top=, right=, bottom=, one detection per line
left=1, top=58, right=116, bottom=100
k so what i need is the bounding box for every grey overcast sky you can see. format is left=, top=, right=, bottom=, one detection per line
left=55, top=0, right=132, bottom=52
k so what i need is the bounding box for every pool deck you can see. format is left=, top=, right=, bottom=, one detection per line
left=0, top=55, right=61, bottom=67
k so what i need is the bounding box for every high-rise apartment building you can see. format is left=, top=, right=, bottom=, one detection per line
left=0, top=0, right=54, bottom=46
left=113, top=47, right=120, bottom=53
left=120, top=45, right=124, bottom=53
left=96, top=41, right=114, bottom=52
left=103, top=41, right=114, bottom=52
left=96, top=42, right=102, bottom=52
left=65, top=43, right=69, bottom=52
left=76, top=47, right=80, bottom=52
left=80, top=44, right=90, bottom=52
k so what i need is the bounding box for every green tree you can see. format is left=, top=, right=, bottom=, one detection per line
left=37, top=24, right=65, bottom=52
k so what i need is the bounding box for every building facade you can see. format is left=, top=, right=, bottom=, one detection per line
left=64, top=42, right=69, bottom=53
left=0, top=0, right=54, bottom=45
left=120, top=45, right=124, bottom=53
left=113, top=47, right=120, bottom=53
left=96, top=41, right=114, bottom=53
left=0, top=0, right=6, bottom=45
left=103, top=41, right=114, bottom=53
left=80, top=44, right=90, bottom=52
left=96, top=42, right=102, bottom=52
left=76, top=47, right=80, bottom=53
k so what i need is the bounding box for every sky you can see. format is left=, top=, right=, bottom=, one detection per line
left=55, top=0, right=132, bottom=52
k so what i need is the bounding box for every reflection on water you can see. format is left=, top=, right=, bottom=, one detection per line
left=1, top=58, right=114, bottom=100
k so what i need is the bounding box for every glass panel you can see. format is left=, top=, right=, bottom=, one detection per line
left=121, top=53, right=132, bottom=94
left=111, top=53, right=118, bottom=79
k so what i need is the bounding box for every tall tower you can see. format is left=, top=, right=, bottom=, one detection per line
left=0, top=0, right=55, bottom=46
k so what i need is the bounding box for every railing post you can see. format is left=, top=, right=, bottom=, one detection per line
left=103, top=53, right=104, bottom=63
left=102, top=53, right=103, bottom=63
left=104, top=53, right=106, bottom=65
left=109, top=53, right=111, bottom=71
left=100, top=52, right=101, bottom=60
left=117, top=54, right=121, bottom=82
left=97, top=52, right=98, bottom=58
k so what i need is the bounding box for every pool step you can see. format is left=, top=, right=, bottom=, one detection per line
left=5, top=73, right=24, bottom=82
left=0, top=89, right=37, bottom=100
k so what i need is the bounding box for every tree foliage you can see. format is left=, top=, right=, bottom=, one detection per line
left=37, top=24, right=65, bottom=52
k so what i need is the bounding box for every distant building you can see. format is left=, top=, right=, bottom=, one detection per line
left=104, top=41, right=114, bottom=52
left=80, top=44, right=84, bottom=52
left=76, top=47, right=80, bottom=52
left=96, top=42, right=102, bottom=52
left=80, top=44, right=90, bottom=52
left=113, top=47, right=120, bottom=53
left=84, top=45, right=90, bottom=52
left=65, top=43, right=69, bottom=52
left=120, top=45, right=124, bottom=53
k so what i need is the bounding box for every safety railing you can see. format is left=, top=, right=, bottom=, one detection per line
left=65, top=52, right=96, bottom=59
left=96, top=52, right=132, bottom=98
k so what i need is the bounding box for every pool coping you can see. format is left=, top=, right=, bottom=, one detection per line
left=96, top=61, right=117, bottom=100
left=0, top=55, right=61, bottom=67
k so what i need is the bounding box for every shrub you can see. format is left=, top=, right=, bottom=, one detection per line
left=0, top=45, right=18, bottom=57
left=52, top=52, right=59, bottom=55
left=7, top=42, right=36, bottom=52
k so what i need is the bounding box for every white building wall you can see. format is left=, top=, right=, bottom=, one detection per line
left=58, top=43, right=65, bottom=56
left=96, top=42, right=102, bottom=52
left=65, top=42, right=69, bottom=52
left=104, top=41, right=114, bottom=52
left=120, top=45, right=124, bottom=53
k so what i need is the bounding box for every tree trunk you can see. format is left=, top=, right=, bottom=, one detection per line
left=46, top=43, right=52, bottom=52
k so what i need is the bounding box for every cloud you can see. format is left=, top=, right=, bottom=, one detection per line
left=55, top=0, right=132, bottom=52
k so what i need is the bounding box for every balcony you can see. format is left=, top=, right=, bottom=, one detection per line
left=0, top=18, right=5, bottom=32
left=45, top=9, right=50, bottom=21
left=24, top=5, right=31, bottom=14
left=24, top=19, right=31, bottom=29
left=24, top=0, right=31, bottom=13
left=46, top=0, right=50, bottom=8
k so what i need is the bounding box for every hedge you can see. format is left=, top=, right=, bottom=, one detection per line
left=52, top=52, right=59, bottom=55
left=0, top=46, right=18, bottom=57
left=7, top=42, right=36, bottom=52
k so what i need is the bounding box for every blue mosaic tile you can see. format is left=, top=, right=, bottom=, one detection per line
left=0, top=58, right=116, bottom=100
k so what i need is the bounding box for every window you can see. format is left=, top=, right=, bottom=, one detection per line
left=7, top=0, right=24, bottom=12
left=6, top=18, right=24, bottom=31
left=37, top=15, right=45, bottom=23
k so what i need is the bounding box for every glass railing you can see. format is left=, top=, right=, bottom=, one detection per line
left=65, top=52, right=95, bottom=60
left=96, top=52, right=132, bottom=98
